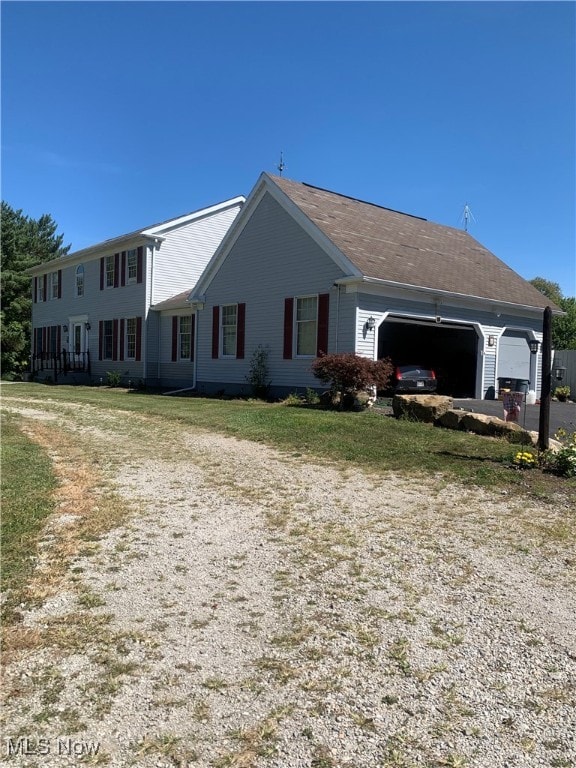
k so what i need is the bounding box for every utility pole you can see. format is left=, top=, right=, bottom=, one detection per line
left=538, top=306, right=552, bottom=451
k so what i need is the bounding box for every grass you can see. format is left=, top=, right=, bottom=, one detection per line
left=1, top=412, right=57, bottom=621
left=2, top=383, right=574, bottom=503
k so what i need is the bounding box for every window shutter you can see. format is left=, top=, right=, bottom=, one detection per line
left=237, top=303, right=246, bottom=359
left=57, top=325, right=61, bottom=352
left=43, top=274, right=48, bottom=301
left=100, top=258, right=104, bottom=290
left=112, top=319, right=119, bottom=360
left=137, top=246, right=143, bottom=284
left=119, top=319, right=125, bottom=361
left=317, top=293, right=330, bottom=356
left=171, top=317, right=178, bottom=362
left=212, top=306, right=220, bottom=359
left=283, top=298, right=294, bottom=360
left=121, top=251, right=126, bottom=287
left=34, top=277, right=37, bottom=303
left=135, top=317, right=142, bottom=361
left=57, top=270, right=62, bottom=299
left=114, top=254, right=120, bottom=288
left=190, top=314, right=196, bottom=362
left=99, top=321, right=103, bottom=360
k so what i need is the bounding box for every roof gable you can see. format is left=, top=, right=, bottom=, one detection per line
left=271, top=175, right=558, bottom=312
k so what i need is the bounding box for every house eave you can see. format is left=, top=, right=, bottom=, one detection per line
left=335, top=276, right=565, bottom=316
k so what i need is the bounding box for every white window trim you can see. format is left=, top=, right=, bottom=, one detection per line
left=127, top=249, right=138, bottom=284
left=294, top=294, right=318, bottom=358
left=125, top=317, right=137, bottom=360
left=220, top=304, right=238, bottom=359
left=105, top=255, right=115, bottom=289
left=178, top=316, right=192, bottom=361
left=75, top=265, right=84, bottom=298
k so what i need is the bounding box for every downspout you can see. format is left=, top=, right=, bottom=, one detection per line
left=334, top=284, right=341, bottom=353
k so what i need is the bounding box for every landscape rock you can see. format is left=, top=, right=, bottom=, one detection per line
left=460, top=412, right=531, bottom=444
left=392, top=394, right=453, bottom=423
left=435, top=409, right=465, bottom=430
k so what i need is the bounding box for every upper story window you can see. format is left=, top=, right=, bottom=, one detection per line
left=105, top=255, right=115, bottom=288
left=221, top=305, right=237, bottom=357
left=75, top=265, right=84, bottom=297
left=295, top=296, right=318, bottom=356
left=50, top=271, right=60, bottom=300
left=127, top=249, right=138, bottom=283
left=37, top=277, right=45, bottom=302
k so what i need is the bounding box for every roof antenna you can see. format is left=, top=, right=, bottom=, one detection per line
left=277, top=151, right=285, bottom=176
left=461, top=202, right=476, bottom=232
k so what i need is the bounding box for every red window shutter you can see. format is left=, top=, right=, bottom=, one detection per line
left=112, top=319, right=119, bottom=360
left=316, top=293, right=330, bottom=357
left=98, top=321, right=103, bottom=360
left=57, top=325, right=61, bottom=352
left=171, top=316, right=178, bottom=362
left=114, top=254, right=120, bottom=288
left=212, top=306, right=219, bottom=359
left=121, top=251, right=126, bottom=287
left=119, top=319, right=125, bottom=361
left=42, top=327, right=47, bottom=355
left=100, top=258, right=104, bottom=290
left=34, top=277, right=37, bottom=303
left=135, top=317, right=142, bottom=361
left=283, top=298, right=294, bottom=360
left=137, top=246, right=143, bottom=284
left=57, top=269, right=62, bottom=299
left=43, top=274, right=48, bottom=301
left=190, top=314, right=196, bottom=361
left=237, top=303, right=246, bottom=359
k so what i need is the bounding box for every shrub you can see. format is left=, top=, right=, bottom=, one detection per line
left=246, top=345, right=271, bottom=399
left=312, top=353, right=393, bottom=409
left=554, top=386, right=571, bottom=402
left=547, top=429, right=576, bottom=477
left=106, top=371, right=122, bottom=388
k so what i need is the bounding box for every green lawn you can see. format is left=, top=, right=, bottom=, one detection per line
left=1, top=411, right=57, bottom=620
left=2, top=383, right=573, bottom=504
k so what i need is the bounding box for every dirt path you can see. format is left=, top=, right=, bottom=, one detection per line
left=2, top=397, right=575, bottom=768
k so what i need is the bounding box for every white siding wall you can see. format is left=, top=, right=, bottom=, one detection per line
left=32, top=252, right=148, bottom=382
left=152, top=204, right=243, bottom=305
left=195, top=192, right=349, bottom=394
left=156, top=312, right=196, bottom=388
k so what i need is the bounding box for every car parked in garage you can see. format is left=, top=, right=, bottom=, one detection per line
left=393, top=365, right=437, bottom=393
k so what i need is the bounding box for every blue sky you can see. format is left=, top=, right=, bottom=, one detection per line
left=2, top=1, right=575, bottom=296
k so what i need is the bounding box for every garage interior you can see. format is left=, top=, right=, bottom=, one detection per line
left=377, top=316, right=478, bottom=398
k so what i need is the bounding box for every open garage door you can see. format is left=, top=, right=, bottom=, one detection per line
left=378, top=316, right=478, bottom=397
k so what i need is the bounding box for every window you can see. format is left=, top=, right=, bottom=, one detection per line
left=50, top=271, right=60, bottom=300
left=126, top=318, right=136, bottom=359
left=105, top=255, right=115, bottom=288
left=179, top=316, right=191, bottom=359
left=103, top=320, right=114, bottom=359
left=296, top=296, right=318, bottom=356
left=75, top=265, right=84, bottom=297
left=221, top=305, right=237, bottom=357
left=37, top=277, right=45, bottom=302
left=127, top=249, right=138, bottom=282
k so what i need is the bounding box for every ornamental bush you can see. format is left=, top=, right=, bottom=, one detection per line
left=312, top=353, right=393, bottom=409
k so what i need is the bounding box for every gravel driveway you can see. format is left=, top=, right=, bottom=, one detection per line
left=2, top=397, right=575, bottom=768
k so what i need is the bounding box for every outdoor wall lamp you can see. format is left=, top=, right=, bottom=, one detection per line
left=365, top=316, right=376, bottom=331
left=554, top=366, right=566, bottom=381
left=85, top=322, right=91, bottom=331
left=62, top=325, right=68, bottom=332
left=529, top=339, right=539, bottom=355
left=487, top=335, right=495, bottom=347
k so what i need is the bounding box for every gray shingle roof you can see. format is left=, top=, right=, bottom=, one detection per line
left=272, top=175, right=556, bottom=310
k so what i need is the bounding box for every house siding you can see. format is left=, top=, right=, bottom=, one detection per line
left=155, top=312, right=196, bottom=388
left=152, top=204, right=243, bottom=305
left=195, top=192, right=348, bottom=395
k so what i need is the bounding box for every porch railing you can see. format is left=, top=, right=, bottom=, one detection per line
left=31, top=349, right=91, bottom=382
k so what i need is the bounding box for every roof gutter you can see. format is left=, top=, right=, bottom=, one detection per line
left=334, top=276, right=565, bottom=316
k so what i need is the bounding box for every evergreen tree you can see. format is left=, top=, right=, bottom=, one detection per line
left=530, top=277, right=576, bottom=350
left=1, top=203, right=70, bottom=376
